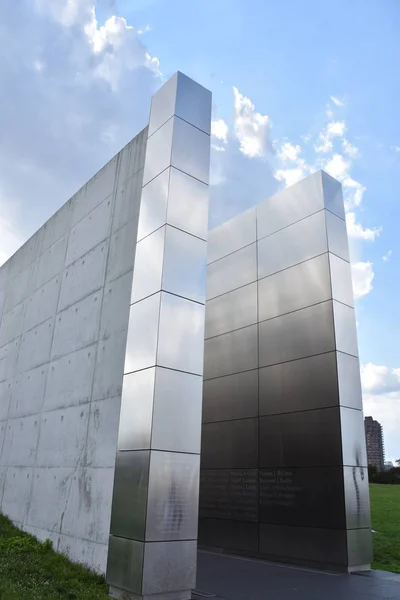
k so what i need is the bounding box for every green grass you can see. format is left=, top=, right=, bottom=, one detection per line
left=370, top=483, right=400, bottom=573
left=0, top=514, right=109, bottom=600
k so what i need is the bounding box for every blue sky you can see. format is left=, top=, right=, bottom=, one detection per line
left=0, top=0, right=399, bottom=460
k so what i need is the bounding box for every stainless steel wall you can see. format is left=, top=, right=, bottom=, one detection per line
left=106, top=73, right=212, bottom=599
left=199, top=171, right=372, bottom=571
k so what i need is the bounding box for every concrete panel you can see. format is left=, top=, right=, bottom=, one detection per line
left=36, top=404, right=90, bottom=468
left=27, top=466, right=75, bottom=532
left=0, top=338, right=20, bottom=383
left=92, top=331, right=126, bottom=401
left=10, top=364, right=48, bottom=418
left=60, top=467, right=114, bottom=545
left=4, top=266, right=32, bottom=313
left=0, top=261, right=10, bottom=291
left=0, top=300, right=25, bottom=346
left=117, top=128, right=148, bottom=183
left=17, top=318, right=54, bottom=373
left=0, top=380, right=12, bottom=421
left=106, top=219, right=138, bottom=284
left=112, top=171, right=143, bottom=233
left=1, top=467, right=33, bottom=523
left=40, top=198, right=75, bottom=254
left=44, top=345, right=96, bottom=411
left=58, top=534, right=108, bottom=574
left=58, top=241, right=108, bottom=312
left=31, top=235, right=68, bottom=292
left=99, top=272, right=133, bottom=340
left=72, top=157, right=117, bottom=227
left=51, top=290, right=103, bottom=360
left=66, top=197, right=113, bottom=265
left=8, top=234, right=39, bottom=282
left=0, top=415, right=39, bottom=467
left=0, top=466, right=6, bottom=505
left=86, top=397, right=122, bottom=468
left=0, top=287, right=6, bottom=320
left=23, top=275, right=61, bottom=332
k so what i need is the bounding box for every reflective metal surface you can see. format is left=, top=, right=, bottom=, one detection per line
left=124, top=293, right=160, bottom=374
left=168, top=167, right=209, bottom=240
left=258, top=254, right=331, bottom=322
left=257, top=210, right=327, bottom=279
left=110, top=450, right=150, bottom=541
left=200, top=171, right=370, bottom=571
left=143, top=117, right=174, bottom=187
left=142, top=540, right=197, bottom=595
left=131, top=226, right=165, bottom=304
left=174, top=72, right=212, bottom=135
left=171, top=117, right=211, bottom=185
left=333, top=301, right=359, bottom=357
left=137, top=169, right=169, bottom=242
left=205, top=282, right=257, bottom=339
left=106, top=536, right=144, bottom=594
left=207, top=207, right=256, bottom=264
left=204, top=324, right=258, bottom=379
left=162, top=226, right=207, bottom=303
left=259, top=301, right=335, bottom=367
left=206, top=243, right=257, bottom=301
left=158, top=292, right=205, bottom=375
left=151, top=368, right=202, bottom=454
left=117, top=369, right=155, bottom=451
left=146, top=451, right=200, bottom=541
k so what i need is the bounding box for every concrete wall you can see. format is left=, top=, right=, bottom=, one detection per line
left=0, top=127, right=147, bottom=572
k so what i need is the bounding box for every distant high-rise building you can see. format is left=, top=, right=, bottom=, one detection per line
left=365, top=416, right=385, bottom=471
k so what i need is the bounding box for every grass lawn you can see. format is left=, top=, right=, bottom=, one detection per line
left=370, top=483, right=400, bottom=573
left=0, top=514, right=109, bottom=600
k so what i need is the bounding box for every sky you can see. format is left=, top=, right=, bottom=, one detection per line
left=0, top=0, right=399, bottom=461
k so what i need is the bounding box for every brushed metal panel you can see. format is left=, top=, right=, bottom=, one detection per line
left=168, top=167, right=208, bottom=240
left=337, top=352, right=363, bottom=410
left=326, top=209, right=350, bottom=262
left=198, top=517, right=259, bottom=554
left=131, top=226, right=165, bottom=304
left=329, top=253, right=354, bottom=307
left=124, top=293, right=161, bottom=374
left=152, top=367, right=202, bottom=454
left=146, top=451, right=200, bottom=541
left=137, top=169, right=169, bottom=242
left=333, top=301, right=358, bottom=357
left=340, top=407, right=368, bottom=467
left=143, top=118, right=174, bottom=187
left=259, top=301, right=335, bottom=368
left=259, top=408, right=342, bottom=468
left=206, top=243, right=257, bottom=301
left=110, top=450, right=150, bottom=541
left=158, top=292, right=205, bottom=375
left=202, top=369, right=258, bottom=423
left=142, top=539, right=197, bottom=594
left=321, top=171, right=345, bottom=220
left=257, top=210, right=327, bottom=280
left=199, top=469, right=258, bottom=522
left=205, top=282, right=257, bottom=339
left=148, top=73, right=178, bottom=137
left=347, top=528, right=373, bottom=568
left=162, top=226, right=207, bottom=303
left=204, top=324, right=258, bottom=380
left=207, top=208, right=256, bottom=264
left=257, top=171, right=324, bottom=239
left=118, top=369, right=155, bottom=451
left=201, top=418, right=258, bottom=469
left=259, top=352, right=339, bottom=416
left=343, top=466, right=371, bottom=530
left=258, top=254, right=331, bottom=322
left=174, top=72, right=212, bottom=135
left=259, top=523, right=347, bottom=567
left=171, top=117, right=210, bottom=185
left=259, top=466, right=345, bottom=529
left=106, top=535, right=144, bottom=594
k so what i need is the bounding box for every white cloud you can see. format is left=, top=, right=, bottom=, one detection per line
left=277, top=142, right=302, bottom=162
left=211, top=119, right=229, bottom=144
left=233, top=87, right=271, bottom=158
left=383, top=250, right=392, bottom=262
left=351, top=261, right=374, bottom=298
left=275, top=167, right=305, bottom=187
left=330, top=96, right=345, bottom=107
left=324, top=153, right=351, bottom=180
left=361, top=363, right=400, bottom=395
left=315, top=121, right=346, bottom=153
left=346, top=212, right=381, bottom=241
left=342, top=138, right=359, bottom=158
left=137, top=25, right=151, bottom=35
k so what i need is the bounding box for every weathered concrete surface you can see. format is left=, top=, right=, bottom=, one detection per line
left=0, top=128, right=147, bottom=572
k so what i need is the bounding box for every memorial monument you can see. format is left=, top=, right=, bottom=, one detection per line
left=0, top=71, right=372, bottom=600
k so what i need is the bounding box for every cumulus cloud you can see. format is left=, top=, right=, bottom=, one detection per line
left=0, top=0, right=160, bottom=264
left=342, top=139, right=359, bottom=158
left=211, top=119, right=229, bottom=152
left=361, top=363, right=400, bottom=461
left=351, top=261, right=374, bottom=298
left=315, top=121, right=346, bottom=153
left=346, top=212, right=381, bottom=241
left=233, top=87, right=272, bottom=158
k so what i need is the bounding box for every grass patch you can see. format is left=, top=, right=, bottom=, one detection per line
left=370, top=483, right=400, bottom=573
left=0, top=513, right=109, bottom=600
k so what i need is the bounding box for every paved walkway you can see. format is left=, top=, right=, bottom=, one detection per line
left=196, top=551, right=400, bottom=600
